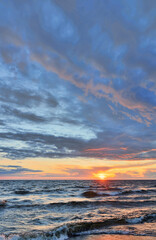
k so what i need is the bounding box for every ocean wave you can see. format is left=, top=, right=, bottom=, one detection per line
left=12, top=187, right=156, bottom=197
left=6, top=199, right=156, bottom=210
left=13, top=188, right=65, bottom=195
left=121, top=189, right=156, bottom=195
left=1, top=212, right=155, bottom=240
left=81, top=188, right=156, bottom=198
left=89, top=187, right=123, bottom=191
left=14, top=190, right=31, bottom=195
left=40, top=199, right=156, bottom=208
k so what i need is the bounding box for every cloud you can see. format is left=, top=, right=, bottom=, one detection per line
left=0, top=119, right=5, bottom=125
left=0, top=126, right=156, bottom=161
left=144, top=169, right=156, bottom=179
left=0, top=165, right=42, bottom=175
left=40, top=161, right=156, bottom=179
left=0, top=0, right=155, bottom=176
left=0, top=81, right=59, bottom=108
left=64, top=166, right=111, bottom=178
left=1, top=105, right=47, bottom=123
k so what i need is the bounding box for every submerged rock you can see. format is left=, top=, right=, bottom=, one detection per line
left=82, top=191, right=99, bottom=198
left=0, top=200, right=7, bottom=207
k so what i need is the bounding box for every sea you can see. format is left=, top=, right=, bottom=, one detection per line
left=0, top=180, right=156, bottom=239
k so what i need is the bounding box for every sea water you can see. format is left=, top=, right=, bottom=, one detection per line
left=0, top=180, right=155, bottom=239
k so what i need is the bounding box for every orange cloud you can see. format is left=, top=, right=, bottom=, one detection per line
left=84, top=147, right=127, bottom=152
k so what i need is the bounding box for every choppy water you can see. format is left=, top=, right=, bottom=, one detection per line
left=0, top=180, right=156, bottom=239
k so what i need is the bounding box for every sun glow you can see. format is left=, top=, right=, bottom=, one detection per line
left=95, top=173, right=107, bottom=180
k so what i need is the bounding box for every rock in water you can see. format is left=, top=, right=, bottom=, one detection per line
left=0, top=200, right=7, bottom=206
left=82, top=191, right=99, bottom=198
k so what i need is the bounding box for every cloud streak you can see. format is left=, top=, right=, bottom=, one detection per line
left=0, top=0, right=155, bottom=178
left=0, top=165, right=42, bottom=175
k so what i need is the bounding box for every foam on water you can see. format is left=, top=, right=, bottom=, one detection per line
left=0, top=180, right=156, bottom=238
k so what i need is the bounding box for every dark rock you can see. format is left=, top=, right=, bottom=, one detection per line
left=82, top=191, right=99, bottom=198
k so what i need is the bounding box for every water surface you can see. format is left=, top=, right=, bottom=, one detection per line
left=0, top=180, right=155, bottom=239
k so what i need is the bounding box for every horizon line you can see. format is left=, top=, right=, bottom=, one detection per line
left=0, top=178, right=156, bottom=181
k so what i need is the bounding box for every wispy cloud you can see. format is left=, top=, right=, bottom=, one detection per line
left=0, top=0, right=155, bottom=178
left=0, top=165, right=42, bottom=175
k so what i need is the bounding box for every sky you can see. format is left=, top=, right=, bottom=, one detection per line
left=0, top=0, right=156, bottom=180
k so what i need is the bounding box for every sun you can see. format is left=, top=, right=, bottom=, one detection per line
left=96, top=173, right=106, bottom=180
left=98, top=173, right=106, bottom=180
left=93, top=172, right=108, bottom=180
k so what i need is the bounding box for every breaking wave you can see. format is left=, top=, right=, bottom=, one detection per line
left=82, top=188, right=156, bottom=198
left=1, top=212, right=155, bottom=240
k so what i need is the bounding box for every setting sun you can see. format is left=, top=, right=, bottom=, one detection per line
left=94, top=173, right=107, bottom=180
left=98, top=173, right=106, bottom=180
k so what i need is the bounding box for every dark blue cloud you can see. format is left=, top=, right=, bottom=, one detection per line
left=0, top=0, right=155, bottom=166
left=0, top=165, right=42, bottom=175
